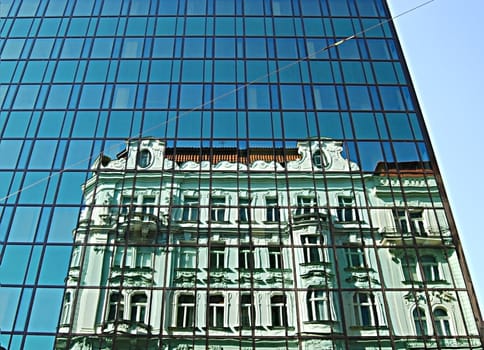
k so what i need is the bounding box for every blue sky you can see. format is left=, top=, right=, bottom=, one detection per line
left=388, top=0, right=484, bottom=306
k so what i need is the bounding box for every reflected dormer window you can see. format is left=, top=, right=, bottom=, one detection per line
left=138, top=149, right=152, bottom=168
left=312, top=150, right=328, bottom=169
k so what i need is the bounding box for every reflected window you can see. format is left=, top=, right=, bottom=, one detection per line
left=312, top=150, right=328, bottom=169
left=413, top=307, right=428, bottom=336
left=337, top=196, right=355, bottom=222
left=401, top=256, right=418, bottom=282
left=182, top=196, right=199, bottom=221
left=307, top=290, right=329, bottom=322
left=353, top=293, right=379, bottom=327
left=345, top=246, right=365, bottom=269
left=302, top=235, right=323, bottom=264
left=176, top=294, right=195, bottom=327
left=137, top=149, right=152, bottom=168
left=141, top=196, right=156, bottom=218
left=421, top=255, right=440, bottom=281
left=266, top=197, right=280, bottom=222
left=239, top=245, right=254, bottom=270
left=269, top=246, right=283, bottom=269
left=433, top=308, right=452, bottom=336
left=60, top=292, right=72, bottom=325
left=130, top=293, right=147, bottom=323
left=208, top=295, right=225, bottom=328
left=239, top=197, right=250, bottom=222
left=107, top=292, right=124, bottom=321
left=271, top=295, right=288, bottom=327
left=295, top=196, right=316, bottom=216
left=393, top=209, right=426, bottom=235
left=209, top=243, right=225, bottom=270
left=179, top=246, right=197, bottom=268
left=240, top=294, right=253, bottom=328
left=210, top=196, right=226, bottom=222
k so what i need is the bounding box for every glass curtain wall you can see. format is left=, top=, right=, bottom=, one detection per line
left=0, top=0, right=482, bottom=349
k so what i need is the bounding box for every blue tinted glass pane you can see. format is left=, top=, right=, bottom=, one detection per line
left=38, top=246, right=71, bottom=285
left=309, top=62, right=333, bottom=83
left=357, top=142, right=384, bottom=171
left=0, top=288, right=21, bottom=329
left=182, top=60, right=204, bottom=82
left=380, top=86, right=406, bottom=111
left=244, top=0, right=264, bottom=15
left=61, top=38, right=84, bottom=58
left=107, top=111, right=133, bottom=137
left=246, top=38, right=266, bottom=58
left=149, top=60, right=172, bottom=82
left=276, top=38, right=298, bottom=58
left=247, top=85, right=270, bottom=109
left=72, top=111, right=98, bottom=137
left=54, top=61, right=78, bottom=82
left=79, top=85, right=104, bottom=109
left=185, top=17, right=206, bottom=35
left=245, top=18, right=265, bottom=36
left=11, top=18, right=32, bottom=36
left=47, top=207, right=80, bottom=242
left=85, top=60, right=109, bottom=82
left=0, top=140, right=22, bottom=168
left=146, top=84, right=170, bottom=109
left=28, top=289, right=64, bottom=332
left=215, top=38, right=236, bottom=58
left=13, top=85, right=40, bottom=109
left=353, top=113, right=379, bottom=139
left=215, top=17, right=235, bottom=36
left=155, top=17, right=176, bottom=35
left=46, top=85, right=72, bottom=109
left=183, top=38, right=205, bottom=57
left=153, top=38, right=175, bottom=57
left=300, top=0, right=321, bottom=16
left=317, top=112, right=343, bottom=139
left=178, top=112, right=202, bottom=138
left=347, top=86, right=371, bottom=110
left=67, top=18, right=89, bottom=36
left=213, top=84, right=236, bottom=109
left=387, top=113, right=413, bottom=140
left=313, top=86, right=338, bottom=110
left=126, top=17, right=147, bottom=35
left=214, top=61, right=235, bottom=82
left=248, top=112, right=272, bottom=138
left=91, top=38, right=114, bottom=58
left=283, top=112, right=308, bottom=138
left=341, top=61, right=366, bottom=83
left=280, top=85, right=304, bottom=109
left=18, top=172, right=49, bottom=204
left=2, top=39, right=25, bottom=58
left=8, top=207, right=41, bottom=242
left=38, top=112, right=64, bottom=137
left=29, top=140, right=57, bottom=168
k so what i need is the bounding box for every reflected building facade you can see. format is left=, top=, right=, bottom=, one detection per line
left=0, top=0, right=482, bottom=349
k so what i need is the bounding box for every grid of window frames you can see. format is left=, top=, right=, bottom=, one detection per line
left=0, top=0, right=482, bottom=349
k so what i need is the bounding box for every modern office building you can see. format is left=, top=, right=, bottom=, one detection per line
left=0, top=0, right=482, bottom=350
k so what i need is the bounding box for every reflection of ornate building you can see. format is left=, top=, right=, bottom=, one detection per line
left=55, top=138, right=481, bottom=350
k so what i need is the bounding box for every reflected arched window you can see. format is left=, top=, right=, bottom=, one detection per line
left=413, top=307, right=428, bottom=336
left=137, top=149, right=152, bottom=168
left=130, top=293, right=147, bottom=323
left=433, top=308, right=452, bottom=336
